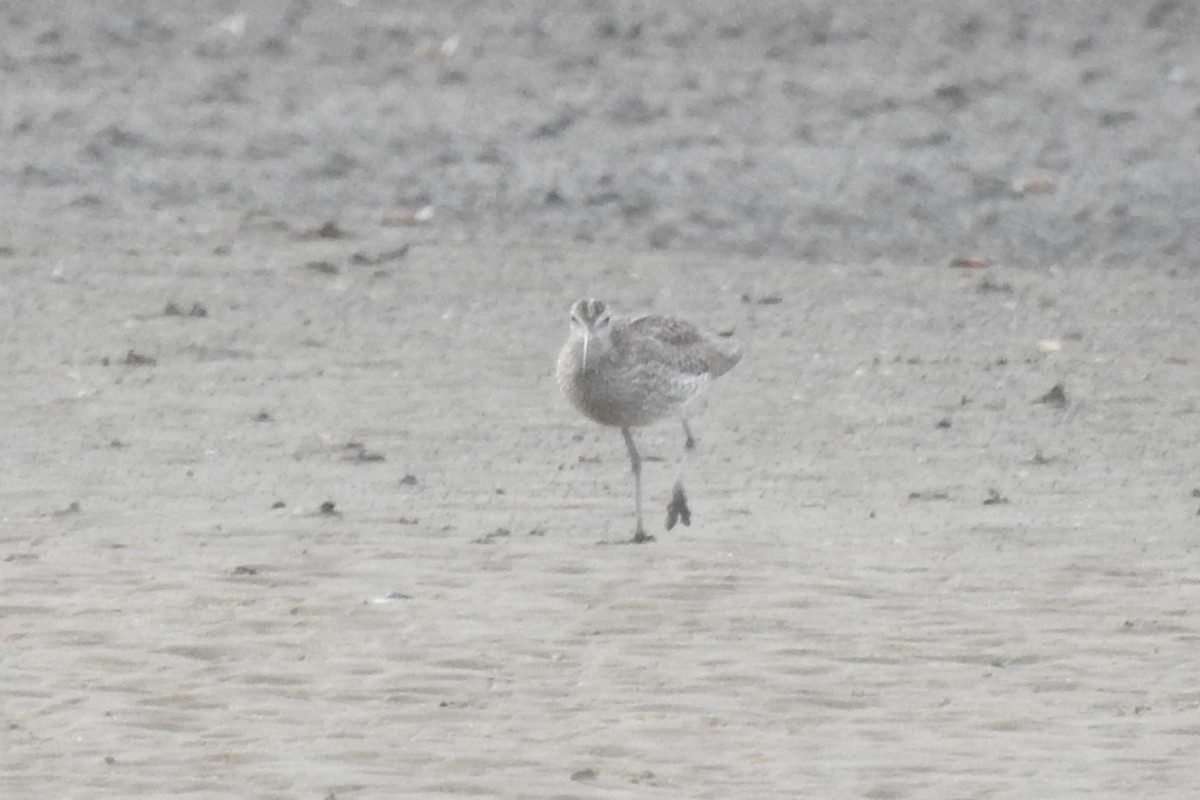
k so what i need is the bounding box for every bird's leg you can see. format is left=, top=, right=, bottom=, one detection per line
left=622, top=427, right=654, bottom=543
left=666, top=419, right=694, bottom=530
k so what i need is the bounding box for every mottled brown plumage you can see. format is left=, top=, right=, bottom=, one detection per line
left=556, top=298, right=741, bottom=543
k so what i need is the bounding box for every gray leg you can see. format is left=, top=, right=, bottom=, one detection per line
left=621, top=427, right=653, bottom=543
left=667, top=419, right=694, bottom=530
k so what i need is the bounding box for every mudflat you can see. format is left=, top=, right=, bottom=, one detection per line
left=3, top=3, right=1199, bottom=798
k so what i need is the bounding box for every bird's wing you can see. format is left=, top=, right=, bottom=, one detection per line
left=626, top=315, right=707, bottom=348
left=617, top=315, right=738, bottom=377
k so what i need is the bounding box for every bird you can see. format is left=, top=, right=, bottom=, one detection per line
left=556, top=298, right=741, bottom=543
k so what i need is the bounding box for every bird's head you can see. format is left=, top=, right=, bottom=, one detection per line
left=569, top=298, right=612, bottom=371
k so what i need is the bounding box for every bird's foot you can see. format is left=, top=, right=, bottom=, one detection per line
left=666, top=484, right=691, bottom=530
left=630, top=529, right=656, bottom=544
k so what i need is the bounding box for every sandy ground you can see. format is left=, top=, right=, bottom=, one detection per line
left=3, top=2, right=1200, bottom=799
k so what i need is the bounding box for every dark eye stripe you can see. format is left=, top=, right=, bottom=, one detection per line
left=571, top=299, right=611, bottom=324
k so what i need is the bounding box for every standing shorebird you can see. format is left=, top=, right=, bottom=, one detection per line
left=556, top=298, right=741, bottom=543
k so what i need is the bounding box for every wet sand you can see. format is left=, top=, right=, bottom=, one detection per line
left=3, top=3, right=1200, bottom=798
